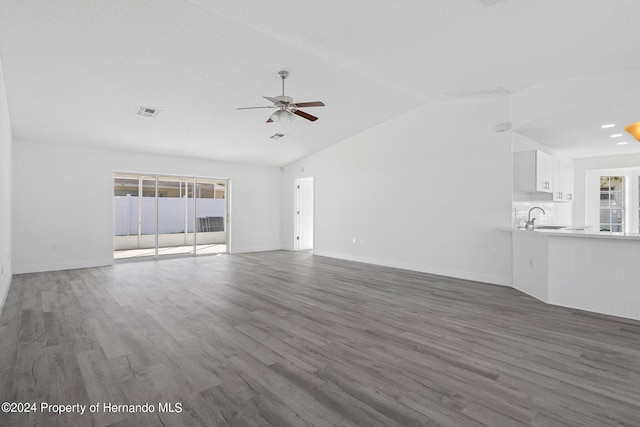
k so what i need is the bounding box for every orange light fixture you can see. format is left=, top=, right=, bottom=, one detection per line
left=624, top=121, right=640, bottom=142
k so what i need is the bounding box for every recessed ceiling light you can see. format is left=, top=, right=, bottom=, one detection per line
left=610, top=134, right=624, bottom=138
left=601, top=124, right=615, bottom=129
left=617, top=141, right=629, bottom=145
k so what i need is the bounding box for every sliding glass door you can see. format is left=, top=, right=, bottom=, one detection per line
left=113, top=173, right=228, bottom=261
left=157, top=176, right=195, bottom=258
left=195, top=178, right=227, bottom=255
left=113, top=174, right=157, bottom=260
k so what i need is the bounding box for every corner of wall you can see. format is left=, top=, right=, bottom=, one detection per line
left=0, top=275, right=10, bottom=316
left=0, top=55, right=14, bottom=315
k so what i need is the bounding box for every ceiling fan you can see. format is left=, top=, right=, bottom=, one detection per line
left=237, top=70, right=325, bottom=123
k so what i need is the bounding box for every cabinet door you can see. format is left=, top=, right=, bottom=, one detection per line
left=553, top=159, right=563, bottom=201
left=553, top=159, right=574, bottom=202
left=560, top=160, right=573, bottom=201
left=536, top=151, right=553, bottom=193
left=565, top=167, right=574, bottom=201
left=514, top=150, right=554, bottom=193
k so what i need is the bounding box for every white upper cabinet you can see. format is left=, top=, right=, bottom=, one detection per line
left=513, top=150, right=554, bottom=193
left=553, top=159, right=574, bottom=202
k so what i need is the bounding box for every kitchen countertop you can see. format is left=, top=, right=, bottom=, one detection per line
left=501, top=227, right=640, bottom=241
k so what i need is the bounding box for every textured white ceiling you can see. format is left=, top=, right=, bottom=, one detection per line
left=1, top=0, right=640, bottom=166
left=517, top=97, right=640, bottom=159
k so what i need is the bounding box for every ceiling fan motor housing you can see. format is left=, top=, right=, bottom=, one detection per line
left=275, top=96, right=293, bottom=105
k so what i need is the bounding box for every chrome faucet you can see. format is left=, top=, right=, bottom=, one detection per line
left=526, top=207, right=545, bottom=229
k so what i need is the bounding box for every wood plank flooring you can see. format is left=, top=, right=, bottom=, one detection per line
left=1, top=251, right=639, bottom=426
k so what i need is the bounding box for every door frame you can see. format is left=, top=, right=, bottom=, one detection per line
left=294, top=176, right=314, bottom=251
left=112, top=171, right=231, bottom=260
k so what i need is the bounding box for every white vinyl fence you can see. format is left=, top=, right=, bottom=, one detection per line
left=114, top=196, right=225, bottom=236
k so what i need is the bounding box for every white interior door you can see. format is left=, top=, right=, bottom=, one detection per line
left=295, top=177, right=314, bottom=250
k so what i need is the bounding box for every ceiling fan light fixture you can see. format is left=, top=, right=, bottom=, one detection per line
left=624, top=121, right=640, bottom=142
left=269, top=110, right=295, bottom=123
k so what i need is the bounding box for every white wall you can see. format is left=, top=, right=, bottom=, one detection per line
left=13, top=140, right=282, bottom=273
left=512, top=132, right=556, bottom=155
left=512, top=231, right=548, bottom=302
left=282, top=97, right=513, bottom=286
left=0, top=57, right=13, bottom=311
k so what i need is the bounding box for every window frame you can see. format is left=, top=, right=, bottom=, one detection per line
left=599, top=176, right=625, bottom=233
left=586, top=168, right=640, bottom=234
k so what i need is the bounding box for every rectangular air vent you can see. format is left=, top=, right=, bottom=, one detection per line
left=270, top=133, right=286, bottom=140
left=495, top=122, right=512, bottom=133
left=136, top=106, right=162, bottom=118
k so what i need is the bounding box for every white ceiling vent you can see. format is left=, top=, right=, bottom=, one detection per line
left=495, top=122, right=512, bottom=133
left=270, top=133, right=286, bottom=140
left=136, top=106, right=162, bottom=118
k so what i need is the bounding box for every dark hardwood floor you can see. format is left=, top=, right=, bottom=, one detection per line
left=1, top=251, right=639, bottom=426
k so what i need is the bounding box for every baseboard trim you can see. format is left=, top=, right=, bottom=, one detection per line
left=13, top=258, right=114, bottom=275
left=230, top=245, right=282, bottom=254
left=0, top=273, right=11, bottom=316
left=313, top=250, right=512, bottom=287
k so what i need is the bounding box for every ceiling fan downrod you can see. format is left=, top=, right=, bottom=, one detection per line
left=278, top=70, right=288, bottom=97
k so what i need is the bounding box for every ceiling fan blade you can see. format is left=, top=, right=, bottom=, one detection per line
left=292, top=101, right=325, bottom=108
left=236, top=106, right=275, bottom=110
left=293, top=109, right=318, bottom=122
left=263, top=96, right=280, bottom=105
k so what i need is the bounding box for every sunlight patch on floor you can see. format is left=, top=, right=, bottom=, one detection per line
left=114, top=244, right=227, bottom=259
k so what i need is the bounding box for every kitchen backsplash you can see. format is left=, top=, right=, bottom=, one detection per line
left=512, top=201, right=554, bottom=228
left=512, top=191, right=573, bottom=228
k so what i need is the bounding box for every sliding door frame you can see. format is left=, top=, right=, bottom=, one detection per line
left=113, top=171, right=230, bottom=261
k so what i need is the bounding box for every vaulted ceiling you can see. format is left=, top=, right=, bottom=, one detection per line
left=1, top=0, right=639, bottom=166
